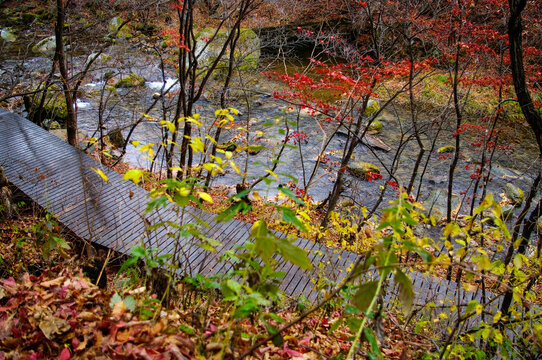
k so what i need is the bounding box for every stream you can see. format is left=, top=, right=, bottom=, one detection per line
left=1, top=40, right=539, bottom=224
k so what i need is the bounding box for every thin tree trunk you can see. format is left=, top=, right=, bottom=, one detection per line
left=55, top=0, right=77, bottom=147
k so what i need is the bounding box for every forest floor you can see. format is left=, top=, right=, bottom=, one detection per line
left=0, top=202, right=434, bottom=359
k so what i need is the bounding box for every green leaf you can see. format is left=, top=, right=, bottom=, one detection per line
left=119, top=256, right=138, bottom=273
left=394, top=270, right=413, bottom=312
left=226, top=279, right=242, bottom=295
left=352, top=281, right=379, bottom=311
left=364, top=328, right=382, bottom=359
left=346, top=317, right=362, bottom=333
left=123, top=295, right=136, bottom=312
left=109, top=293, right=123, bottom=308
left=276, top=238, right=312, bottom=270
left=329, top=316, right=344, bottom=333
left=216, top=201, right=251, bottom=222
left=280, top=207, right=307, bottom=233
left=278, top=187, right=305, bottom=206
left=131, top=246, right=147, bottom=258
left=264, top=321, right=284, bottom=346
left=52, top=236, right=71, bottom=250
left=254, top=229, right=277, bottom=264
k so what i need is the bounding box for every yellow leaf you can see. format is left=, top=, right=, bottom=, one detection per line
left=493, top=329, right=503, bottom=344
left=197, top=192, right=213, bottom=203
left=131, top=140, right=140, bottom=147
left=513, top=255, right=522, bottom=269
left=186, top=117, right=202, bottom=127
left=229, top=107, right=239, bottom=115
left=252, top=192, right=261, bottom=201
left=92, top=168, right=108, bottom=182
left=265, top=170, right=280, bottom=181
left=166, top=121, right=176, bottom=134
left=230, top=161, right=241, bottom=175
left=140, top=143, right=155, bottom=154
left=190, top=137, right=205, bottom=153
left=476, top=255, right=491, bottom=271
left=123, top=169, right=144, bottom=184
left=205, top=134, right=218, bottom=145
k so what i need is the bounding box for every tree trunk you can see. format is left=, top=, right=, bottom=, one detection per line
left=55, top=0, right=78, bottom=147
left=500, top=0, right=542, bottom=316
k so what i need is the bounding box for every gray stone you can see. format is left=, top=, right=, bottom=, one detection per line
left=347, top=162, right=380, bottom=181
left=107, top=128, right=125, bottom=149
left=503, top=183, right=524, bottom=206
left=32, top=36, right=56, bottom=55
left=194, top=28, right=260, bottom=72
left=1, top=28, right=16, bottom=42
left=423, top=188, right=459, bottom=219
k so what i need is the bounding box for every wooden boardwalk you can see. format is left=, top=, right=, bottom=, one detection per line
left=0, top=109, right=502, bottom=323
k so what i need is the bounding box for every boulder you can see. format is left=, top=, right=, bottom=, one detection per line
left=423, top=188, right=459, bottom=219
left=502, top=204, right=515, bottom=221
left=347, top=162, right=380, bottom=180
left=503, top=183, right=524, bottom=206
left=32, top=36, right=56, bottom=55
left=107, top=128, right=125, bottom=149
left=194, top=27, right=260, bottom=72
left=109, top=17, right=132, bottom=39
left=24, top=86, right=68, bottom=124
left=365, top=99, right=380, bottom=117
left=84, top=52, right=111, bottom=67
left=368, top=119, right=382, bottom=134
left=1, top=28, right=16, bottom=43
left=114, top=74, right=146, bottom=88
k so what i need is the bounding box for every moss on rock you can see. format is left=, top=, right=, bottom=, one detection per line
left=368, top=119, right=382, bottom=133
left=347, top=162, right=381, bottom=180
left=437, top=145, right=455, bottom=153
left=114, top=74, right=146, bottom=88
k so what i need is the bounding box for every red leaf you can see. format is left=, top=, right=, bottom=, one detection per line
left=59, top=348, right=70, bottom=360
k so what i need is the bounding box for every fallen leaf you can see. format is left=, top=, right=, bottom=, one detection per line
left=39, top=315, right=70, bottom=340
left=112, top=300, right=128, bottom=317
left=206, top=342, right=223, bottom=352
left=59, top=348, right=70, bottom=360
left=41, top=276, right=67, bottom=288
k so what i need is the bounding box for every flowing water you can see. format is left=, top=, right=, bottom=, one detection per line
left=1, top=41, right=539, bottom=222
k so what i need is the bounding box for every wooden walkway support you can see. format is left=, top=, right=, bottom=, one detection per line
left=0, top=109, right=503, bottom=325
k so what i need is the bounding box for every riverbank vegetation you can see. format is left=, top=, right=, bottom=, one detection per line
left=1, top=0, right=542, bottom=359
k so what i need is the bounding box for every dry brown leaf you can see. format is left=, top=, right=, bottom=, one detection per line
left=39, top=315, right=70, bottom=340
left=77, top=311, right=98, bottom=322
left=116, top=328, right=132, bottom=342
left=40, top=276, right=67, bottom=288
left=205, top=342, right=223, bottom=352
left=112, top=300, right=128, bottom=317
